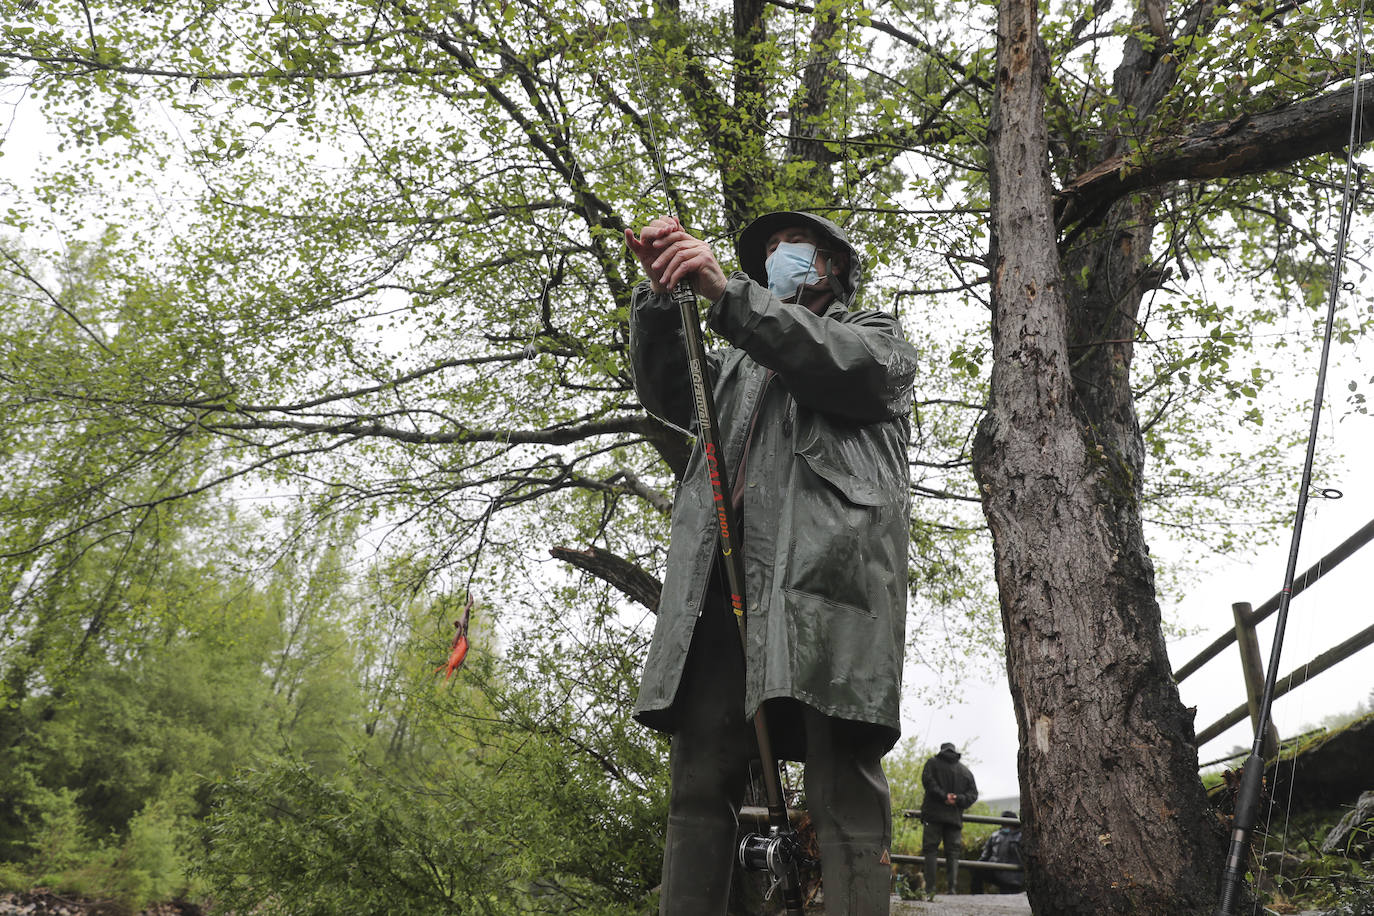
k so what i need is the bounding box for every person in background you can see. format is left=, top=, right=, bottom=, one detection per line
left=971, top=811, right=1024, bottom=895
left=919, top=741, right=979, bottom=894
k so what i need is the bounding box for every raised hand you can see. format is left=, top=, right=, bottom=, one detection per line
left=625, top=217, right=727, bottom=300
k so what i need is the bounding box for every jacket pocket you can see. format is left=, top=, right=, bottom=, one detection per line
left=784, top=451, right=880, bottom=616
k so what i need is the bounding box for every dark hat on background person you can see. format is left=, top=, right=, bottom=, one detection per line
left=1001, top=810, right=1019, bottom=820
left=735, top=210, right=862, bottom=302
left=939, top=741, right=957, bottom=753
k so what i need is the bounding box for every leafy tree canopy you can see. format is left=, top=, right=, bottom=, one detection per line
left=4, top=0, right=1363, bottom=684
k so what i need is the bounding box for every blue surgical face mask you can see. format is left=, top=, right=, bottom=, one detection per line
left=765, top=241, right=821, bottom=301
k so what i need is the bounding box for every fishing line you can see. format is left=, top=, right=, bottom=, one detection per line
left=1265, top=40, right=1370, bottom=899
left=1214, top=4, right=1368, bottom=911
left=615, top=7, right=809, bottom=911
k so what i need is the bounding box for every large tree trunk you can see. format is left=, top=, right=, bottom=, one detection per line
left=972, top=0, right=1225, bottom=910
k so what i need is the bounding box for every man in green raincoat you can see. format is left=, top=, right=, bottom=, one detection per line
left=624, top=211, right=916, bottom=914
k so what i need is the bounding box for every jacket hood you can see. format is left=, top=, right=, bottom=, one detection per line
left=938, top=747, right=961, bottom=762
left=735, top=211, right=863, bottom=304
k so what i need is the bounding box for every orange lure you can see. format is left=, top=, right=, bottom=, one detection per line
left=437, top=594, right=474, bottom=682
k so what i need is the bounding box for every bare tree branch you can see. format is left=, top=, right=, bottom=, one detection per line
left=550, top=544, right=662, bottom=612
left=202, top=414, right=658, bottom=447
left=1058, top=78, right=1374, bottom=233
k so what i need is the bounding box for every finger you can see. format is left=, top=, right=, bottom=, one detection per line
left=650, top=240, right=682, bottom=273
left=628, top=233, right=657, bottom=262
left=641, top=217, right=677, bottom=243
left=651, top=237, right=702, bottom=271
left=678, top=252, right=717, bottom=291
left=649, top=229, right=691, bottom=252
left=665, top=243, right=713, bottom=275
left=650, top=242, right=679, bottom=271
left=656, top=245, right=696, bottom=287
left=662, top=248, right=711, bottom=290
left=658, top=251, right=683, bottom=289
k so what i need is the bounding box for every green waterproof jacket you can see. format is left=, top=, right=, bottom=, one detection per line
left=629, top=271, right=917, bottom=753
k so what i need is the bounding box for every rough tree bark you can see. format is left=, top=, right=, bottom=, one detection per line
left=549, top=545, right=663, bottom=612
left=971, top=0, right=1227, bottom=909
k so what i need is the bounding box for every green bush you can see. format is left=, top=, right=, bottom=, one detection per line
left=885, top=738, right=931, bottom=856
left=0, top=862, right=28, bottom=893
left=15, top=789, right=195, bottom=914
left=26, top=788, right=91, bottom=885
left=101, top=795, right=195, bottom=910
left=198, top=749, right=664, bottom=916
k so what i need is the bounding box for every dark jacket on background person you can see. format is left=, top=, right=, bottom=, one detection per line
left=628, top=261, right=917, bottom=757
left=973, top=811, right=1025, bottom=893
left=920, top=743, right=979, bottom=825
left=979, top=822, right=1025, bottom=889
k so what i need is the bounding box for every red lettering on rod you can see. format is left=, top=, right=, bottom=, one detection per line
left=704, top=442, right=730, bottom=540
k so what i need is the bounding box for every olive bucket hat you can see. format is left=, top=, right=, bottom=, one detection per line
left=735, top=210, right=863, bottom=303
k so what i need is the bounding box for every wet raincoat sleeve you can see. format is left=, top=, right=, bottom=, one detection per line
left=628, top=280, right=723, bottom=433
left=958, top=775, right=979, bottom=810
left=922, top=757, right=944, bottom=798
left=706, top=272, right=916, bottom=422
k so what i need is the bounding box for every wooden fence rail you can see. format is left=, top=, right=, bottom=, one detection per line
left=1172, top=516, right=1374, bottom=751
left=1174, top=517, right=1374, bottom=683
left=888, top=854, right=1022, bottom=872
left=893, top=811, right=1024, bottom=875
left=737, top=808, right=1022, bottom=829
left=1195, top=618, right=1374, bottom=746
left=900, top=811, right=1021, bottom=827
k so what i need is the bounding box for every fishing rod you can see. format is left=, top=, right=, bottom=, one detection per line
left=1213, top=16, right=1366, bottom=913
left=621, top=31, right=806, bottom=914
left=670, top=278, right=810, bottom=907
left=667, top=274, right=807, bottom=911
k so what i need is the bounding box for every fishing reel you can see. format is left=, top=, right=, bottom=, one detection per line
left=738, top=828, right=811, bottom=902
left=739, top=829, right=798, bottom=874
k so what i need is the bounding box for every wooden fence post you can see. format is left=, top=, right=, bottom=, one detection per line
left=1233, top=601, right=1280, bottom=760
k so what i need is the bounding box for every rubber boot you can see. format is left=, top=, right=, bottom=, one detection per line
left=821, top=840, right=891, bottom=915
left=923, top=849, right=939, bottom=895
left=945, top=849, right=961, bottom=896
left=802, top=709, right=893, bottom=914
left=660, top=586, right=752, bottom=916
left=660, top=814, right=737, bottom=916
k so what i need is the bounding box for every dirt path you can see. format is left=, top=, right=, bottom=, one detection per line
left=891, top=892, right=1031, bottom=915
left=887, top=893, right=1334, bottom=915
